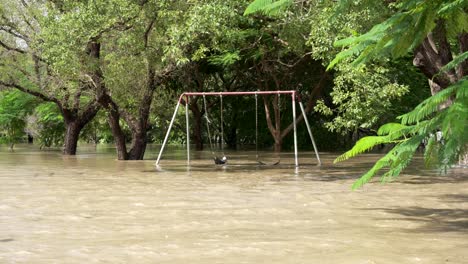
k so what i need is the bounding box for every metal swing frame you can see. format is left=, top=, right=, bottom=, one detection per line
left=156, top=90, right=321, bottom=167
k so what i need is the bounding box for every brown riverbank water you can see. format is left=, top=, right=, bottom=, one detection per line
left=1, top=145, right=467, bottom=263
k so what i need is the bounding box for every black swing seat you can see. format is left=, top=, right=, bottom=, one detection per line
left=257, top=160, right=280, bottom=166
left=214, top=156, right=227, bottom=165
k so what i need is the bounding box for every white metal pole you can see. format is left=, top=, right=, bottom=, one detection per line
left=298, top=101, right=321, bottom=165
left=185, top=96, right=190, bottom=165
left=156, top=100, right=181, bottom=165
left=292, top=94, right=298, bottom=167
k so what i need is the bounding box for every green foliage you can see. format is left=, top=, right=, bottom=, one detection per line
left=208, top=52, right=241, bottom=67
left=26, top=102, right=65, bottom=148
left=164, top=0, right=252, bottom=66
left=81, top=110, right=113, bottom=144
left=0, top=90, right=37, bottom=147
left=304, top=1, right=414, bottom=135
left=244, top=0, right=293, bottom=16
left=439, top=51, right=468, bottom=75
left=329, top=0, right=468, bottom=188
left=328, top=0, right=468, bottom=70
left=314, top=63, right=409, bottom=134
left=307, top=0, right=392, bottom=63
left=40, top=0, right=141, bottom=77
left=335, top=78, right=467, bottom=189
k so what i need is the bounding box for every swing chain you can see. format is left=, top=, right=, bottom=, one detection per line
left=255, top=93, right=259, bottom=160
left=203, top=94, right=215, bottom=155
left=220, top=94, right=224, bottom=155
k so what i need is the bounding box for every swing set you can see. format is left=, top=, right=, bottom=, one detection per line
left=156, top=90, right=321, bottom=167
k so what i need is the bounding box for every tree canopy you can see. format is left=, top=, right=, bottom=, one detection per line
left=0, top=0, right=465, bottom=187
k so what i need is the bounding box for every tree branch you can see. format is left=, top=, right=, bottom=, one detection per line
left=0, top=79, right=57, bottom=103
left=262, top=95, right=276, bottom=136
left=0, top=26, right=28, bottom=42
left=457, top=32, right=468, bottom=78
left=280, top=72, right=328, bottom=139
left=0, top=39, right=26, bottom=54
left=144, top=18, right=156, bottom=48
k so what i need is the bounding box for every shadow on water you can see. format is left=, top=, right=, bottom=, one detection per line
left=365, top=207, right=468, bottom=233
left=363, top=193, right=468, bottom=234
left=397, top=172, right=468, bottom=185
left=441, top=194, right=468, bottom=203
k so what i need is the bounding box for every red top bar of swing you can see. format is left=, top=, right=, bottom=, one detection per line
left=179, top=90, right=297, bottom=102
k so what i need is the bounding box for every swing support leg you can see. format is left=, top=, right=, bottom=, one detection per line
left=185, top=96, right=190, bottom=165
left=156, top=100, right=181, bottom=166
left=298, top=101, right=321, bottom=166
left=292, top=94, right=299, bottom=167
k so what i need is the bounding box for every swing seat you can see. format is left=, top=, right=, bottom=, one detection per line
left=256, top=160, right=280, bottom=166
left=214, top=156, right=227, bottom=165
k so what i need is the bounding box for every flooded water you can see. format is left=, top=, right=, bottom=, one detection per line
left=1, top=145, right=467, bottom=263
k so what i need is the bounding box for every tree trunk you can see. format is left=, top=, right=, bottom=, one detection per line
left=263, top=95, right=283, bottom=152
left=273, top=138, right=282, bottom=153
left=412, top=23, right=467, bottom=166
left=106, top=109, right=128, bottom=160
left=61, top=103, right=100, bottom=155
left=413, top=20, right=456, bottom=90
left=63, top=120, right=82, bottom=155
left=128, top=131, right=147, bottom=160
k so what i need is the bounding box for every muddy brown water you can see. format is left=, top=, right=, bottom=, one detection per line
left=1, top=145, right=467, bottom=263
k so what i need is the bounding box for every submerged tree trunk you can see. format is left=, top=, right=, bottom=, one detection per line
left=95, top=58, right=163, bottom=160
left=107, top=110, right=128, bottom=160
left=63, top=121, right=82, bottom=155
left=86, top=39, right=130, bottom=160
left=99, top=94, right=128, bottom=160
left=61, top=103, right=100, bottom=155
left=127, top=131, right=147, bottom=160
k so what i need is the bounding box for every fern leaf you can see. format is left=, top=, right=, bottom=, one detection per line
left=414, top=115, right=443, bottom=135
left=437, top=0, right=468, bottom=16
left=384, top=135, right=424, bottom=178
left=244, top=0, right=272, bottom=15
left=263, top=0, right=292, bottom=16
left=351, top=157, right=391, bottom=189
left=399, top=83, right=459, bottom=125
left=439, top=52, right=468, bottom=75
left=376, top=123, right=415, bottom=143
left=334, top=136, right=392, bottom=163
left=351, top=134, right=424, bottom=189
left=440, top=137, right=462, bottom=168
left=423, top=136, right=438, bottom=168
left=377, top=123, right=407, bottom=136
left=457, top=79, right=468, bottom=99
